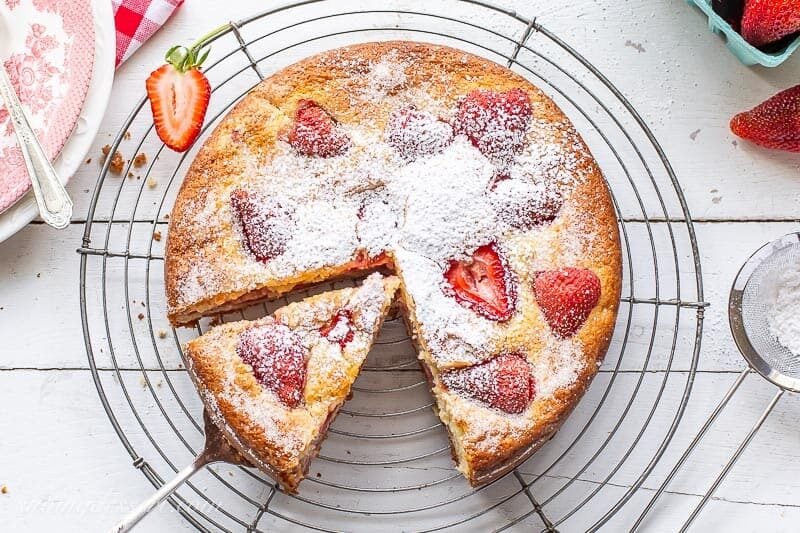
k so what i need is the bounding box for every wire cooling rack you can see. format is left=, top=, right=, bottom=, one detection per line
left=78, top=1, right=707, bottom=531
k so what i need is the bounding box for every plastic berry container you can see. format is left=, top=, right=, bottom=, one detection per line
left=687, top=0, right=800, bottom=67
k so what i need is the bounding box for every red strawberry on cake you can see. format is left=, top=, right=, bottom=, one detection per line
left=441, top=353, right=536, bottom=414
left=444, top=243, right=515, bottom=322
left=319, top=309, right=356, bottom=348
left=387, top=106, right=454, bottom=161
left=455, top=88, right=532, bottom=163
left=287, top=99, right=351, bottom=157
left=185, top=273, right=400, bottom=492
left=230, top=188, right=292, bottom=263
left=534, top=267, right=602, bottom=338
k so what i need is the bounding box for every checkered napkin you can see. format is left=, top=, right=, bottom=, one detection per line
left=112, top=0, right=185, bottom=67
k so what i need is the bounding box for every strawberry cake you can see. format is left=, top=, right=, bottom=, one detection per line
left=166, top=42, right=621, bottom=488
left=185, top=273, right=400, bottom=492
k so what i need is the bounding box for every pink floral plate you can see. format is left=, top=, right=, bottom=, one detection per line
left=0, top=0, right=95, bottom=213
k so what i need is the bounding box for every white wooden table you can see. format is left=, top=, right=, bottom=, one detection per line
left=1, top=1, right=799, bottom=531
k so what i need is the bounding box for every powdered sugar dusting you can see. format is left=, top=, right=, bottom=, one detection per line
left=361, top=51, right=408, bottom=101
left=177, top=51, right=605, bottom=399
left=188, top=273, right=398, bottom=469
left=534, top=336, right=586, bottom=398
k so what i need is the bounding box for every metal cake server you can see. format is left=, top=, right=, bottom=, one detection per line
left=0, top=10, right=72, bottom=229
left=111, top=411, right=248, bottom=533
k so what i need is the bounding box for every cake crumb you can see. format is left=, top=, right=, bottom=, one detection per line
left=124, top=131, right=131, bottom=140
left=1, top=485, right=7, bottom=494
left=158, top=330, right=167, bottom=339
left=147, top=177, right=158, bottom=189
left=153, top=231, right=162, bottom=242
left=85, top=158, right=92, bottom=164
left=133, top=153, right=148, bottom=168
left=127, top=171, right=134, bottom=179
left=137, top=313, right=145, bottom=320
left=101, top=145, right=125, bottom=175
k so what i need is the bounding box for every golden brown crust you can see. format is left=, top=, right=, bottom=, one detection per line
left=167, top=41, right=621, bottom=487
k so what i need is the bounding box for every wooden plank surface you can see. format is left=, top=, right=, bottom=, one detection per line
left=1, top=0, right=799, bottom=531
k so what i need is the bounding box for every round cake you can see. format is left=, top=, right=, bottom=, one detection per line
left=165, top=41, right=621, bottom=487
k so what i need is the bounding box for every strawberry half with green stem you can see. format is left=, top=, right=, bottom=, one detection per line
left=146, top=25, right=227, bottom=152
left=444, top=243, right=515, bottom=321
left=730, top=84, right=800, bottom=152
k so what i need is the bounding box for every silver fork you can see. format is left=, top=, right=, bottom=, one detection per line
left=0, top=62, right=73, bottom=228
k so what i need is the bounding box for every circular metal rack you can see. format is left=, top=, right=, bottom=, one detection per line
left=79, top=1, right=707, bottom=531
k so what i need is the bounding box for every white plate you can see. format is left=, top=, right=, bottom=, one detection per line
left=0, top=0, right=114, bottom=243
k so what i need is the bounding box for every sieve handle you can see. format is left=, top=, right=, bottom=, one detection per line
left=632, top=369, right=749, bottom=531
left=679, top=388, right=784, bottom=532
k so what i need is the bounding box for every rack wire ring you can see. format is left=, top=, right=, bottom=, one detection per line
left=78, top=1, right=705, bottom=531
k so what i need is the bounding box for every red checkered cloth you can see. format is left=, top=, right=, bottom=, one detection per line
left=113, top=0, right=184, bottom=67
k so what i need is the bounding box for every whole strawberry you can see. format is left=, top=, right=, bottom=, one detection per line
left=441, top=353, right=535, bottom=414
left=741, top=0, right=800, bottom=47
left=533, top=267, right=601, bottom=338
left=146, top=25, right=227, bottom=152
left=730, top=84, right=800, bottom=152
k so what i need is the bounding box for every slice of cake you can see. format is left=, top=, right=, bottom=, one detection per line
left=184, top=273, right=400, bottom=492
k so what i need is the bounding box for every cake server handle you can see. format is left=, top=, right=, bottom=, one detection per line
left=0, top=63, right=72, bottom=229
left=110, top=454, right=211, bottom=533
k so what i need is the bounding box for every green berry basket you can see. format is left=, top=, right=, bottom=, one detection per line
left=687, top=0, right=800, bottom=67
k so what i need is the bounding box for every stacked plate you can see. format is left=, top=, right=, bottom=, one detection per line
left=0, top=0, right=114, bottom=242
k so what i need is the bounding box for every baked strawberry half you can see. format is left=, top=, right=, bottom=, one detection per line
left=441, top=353, right=535, bottom=414
left=320, top=309, right=355, bottom=348
left=533, top=267, right=601, bottom=338
left=288, top=99, right=350, bottom=157
left=741, top=0, right=800, bottom=47
left=386, top=106, right=454, bottom=161
left=455, top=88, right=532, bottom=162
left=230, top=188, right=291, bottom=263
left=730, top=84, right=800, bottom=152
left=236, top=323, right=308, bottom=408
left=444, top=244, right=515, bottom=321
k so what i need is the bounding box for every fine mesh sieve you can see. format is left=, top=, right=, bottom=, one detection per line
left=635, top=232, right=800, bottom=531
left=731, top=232, right=800, bottom=392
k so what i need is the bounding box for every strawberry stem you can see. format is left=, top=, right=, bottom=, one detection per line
left=189, top=23, right=230, bottom=54
left=165, top=23, right=230, bottom=72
